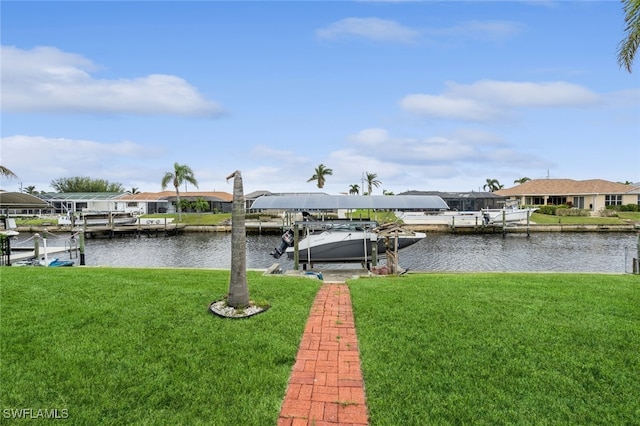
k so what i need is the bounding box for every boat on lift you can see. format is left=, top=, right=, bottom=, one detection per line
left=271, top=219, right=426, bottom=263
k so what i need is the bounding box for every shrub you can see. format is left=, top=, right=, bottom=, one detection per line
left=537, top=205, right=557, bottom=215
left=620, top=204, right=639, bottom=212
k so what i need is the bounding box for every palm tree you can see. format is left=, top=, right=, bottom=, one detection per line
left=127, top=187, right=140, bottom=195
left=307, top=164, right=333, bottom=189
left=23, top=185, right=37, bottom=194
left=349, top=184, right=360, bottom=195
left=161, top=163, right=198, bottom=221
left=193, top=197, right=209, bottom=213
left=364, top=172, right=382, bottom=196
left=514, top=177, right=531, bottom=185
left=0, top=166, right=17, bottom=179
left=618, top=0, right=640, bottom=72
left=483, top=178, right=504, bottom=192
left=225, top=170, right=250, bottom=309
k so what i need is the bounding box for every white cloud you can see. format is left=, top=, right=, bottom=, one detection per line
left=400, top=79, right=602, bottom=122
left=445, top=80, right=601, bottom=107
left=0, top=135, right=159, bottom=191
left=400, top=94, right=503, bottom=121
left=317, top=18, right=419, bottom=43
left=0, top=46, right=223, bottom=116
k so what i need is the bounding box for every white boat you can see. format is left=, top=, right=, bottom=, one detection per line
left=58, top=212, right=137, bottom=227
left=271, top=220, right=426, bottom=264
left=398, top=207, right=538, bottom=226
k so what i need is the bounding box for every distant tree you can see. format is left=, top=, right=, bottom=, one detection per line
left=161, top=163, right=198, bottom=221
left=127, top=187, right=140, bottom=194
left=483, top=178, right=504, bottom=192
left=349, top=184, right=360, bottom=195
left=51, top=176, right=124, bottom=192
left=0, top=166, right=18, bottom=179
left=383, top=189, right=395, bottom=195
left=618, top=0, right=640, bottom=72
left=307, top=164, right=333, bottom=189
left=514, top=177, right=531, bottom=185
left=365, top=172, right=382, bottom=195
left=23, top=185, right=37, bottom=194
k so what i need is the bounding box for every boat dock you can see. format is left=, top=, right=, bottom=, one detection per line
left=79, top=223, right=186, bottom=238
left=8, top=246, right=77, bottom=264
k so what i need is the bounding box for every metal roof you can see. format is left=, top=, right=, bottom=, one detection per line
left=251, top=195, right=449, bottom=210
left=0, top=192, right=51, bottom=208
left=38, top=192, right=124, bottom=201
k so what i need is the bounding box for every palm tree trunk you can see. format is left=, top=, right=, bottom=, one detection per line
left=174, top=185, right=182, bottom=221
left=226, top=170, right=249, bottom=308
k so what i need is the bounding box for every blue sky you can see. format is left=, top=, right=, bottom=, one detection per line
left=1, top=1, right=638, bottom=195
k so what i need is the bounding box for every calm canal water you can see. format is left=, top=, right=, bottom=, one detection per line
left=18, top=231, right=640, bottom=274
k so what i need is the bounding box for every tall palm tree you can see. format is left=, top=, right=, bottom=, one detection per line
left=618, top=0, right=640, bottom=72
left=349, top=184, right=360, bottom=195
left=364, top=172, right=382, bottom=196
left=483, top=178, right=504, bottom=192
left=225, top=170, right=249, bottom=309
left=161, top=163, right=198, bottom=221
left=307, top=164, right=333, bottom=189
left=0, top=166, right=17, bottom=179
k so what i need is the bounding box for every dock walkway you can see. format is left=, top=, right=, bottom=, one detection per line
left=279, top=281, right=369, bottom=426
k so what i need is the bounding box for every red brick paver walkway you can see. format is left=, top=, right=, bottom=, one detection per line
left=278, top=282, right=369, bottom=426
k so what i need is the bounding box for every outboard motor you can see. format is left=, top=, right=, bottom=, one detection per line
left=271, top=229, right=295, bottom=258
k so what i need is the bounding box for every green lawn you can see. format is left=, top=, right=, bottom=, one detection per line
left=530, top=212, right=640, bottom=225
left=350, top=273, right=640, bottom=426
left=2, top=269, right=639, bottom=425
left=0, top=268, right=320, bottom=425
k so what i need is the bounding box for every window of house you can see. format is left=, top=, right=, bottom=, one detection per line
left=525, top=197, right=545, bottom=205
left=127, top=202, right=138, bottom=207
left=604, top=195, right=622, bottom=206
left=547, top=196, right=567, bottom=205
left=572, top=196, right=585, bottom=209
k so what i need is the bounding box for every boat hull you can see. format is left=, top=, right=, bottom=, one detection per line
left=285, top=231, right=425, bottom=263
left=399, top=208, right=538, bottom=226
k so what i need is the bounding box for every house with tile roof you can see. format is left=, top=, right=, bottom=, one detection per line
left=495, top=179, right=640, bottom=212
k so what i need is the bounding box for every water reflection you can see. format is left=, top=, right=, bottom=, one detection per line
left=15, top=231, right=638, bottom=273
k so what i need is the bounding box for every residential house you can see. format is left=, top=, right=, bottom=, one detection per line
left=38, top=192, right=123, bottom=215
left=36, top=191, right=233, bottom=215
left=115, top=191, right=233, bottom=214
left=495, top=179, right=640, bottom=212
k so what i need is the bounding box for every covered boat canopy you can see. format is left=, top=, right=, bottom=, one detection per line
left=251, top=194, right=449, bottom=211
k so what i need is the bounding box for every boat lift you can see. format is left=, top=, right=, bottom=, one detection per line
left=252, top=194, right=449, bottom=274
